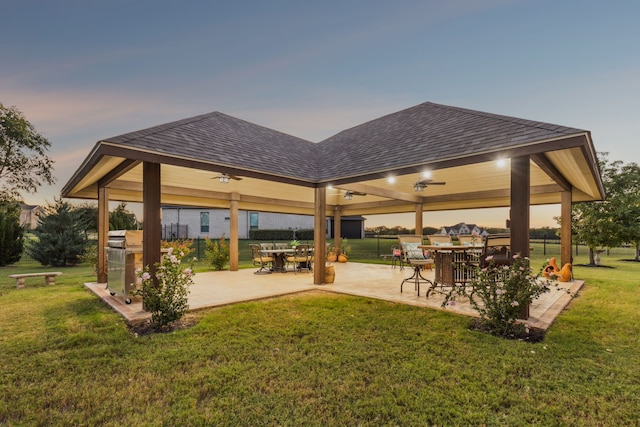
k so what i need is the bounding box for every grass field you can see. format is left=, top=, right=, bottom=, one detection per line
left=1, top=244, right=639, bottom=425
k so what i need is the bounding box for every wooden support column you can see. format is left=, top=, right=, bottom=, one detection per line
left=415, top=203, right=423, bottom=236
left=333, top=206, right=342, bottom=250
left=511, top=156, right=531, bottom=320
left=561, top=190, right=573, bottom=266
left=97, top=186, right=109, bottom=284
left=313, top=187, right=327, bottom=284
left=229, top=192, right=239, bottom=271
left=143, top=162, right=161, bottom=282
left=510, top=156, right=531, bottom=258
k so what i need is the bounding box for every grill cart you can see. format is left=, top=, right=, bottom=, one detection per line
left=106, top=230, right=143, bottom=304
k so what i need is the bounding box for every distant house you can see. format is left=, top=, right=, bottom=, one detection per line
left=20, top=204, right=44, bottom=230
left=161, top=207, right=366, bottom=240
left=161, top=207, right=315, bottom=240
left=438, top=222, right=489, bottom=237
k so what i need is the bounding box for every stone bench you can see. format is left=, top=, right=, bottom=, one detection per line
left=9, top=272, right=63, bottom=289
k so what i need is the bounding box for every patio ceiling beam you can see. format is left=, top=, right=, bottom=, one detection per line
left=107, top=180, right=316, bottom=210
left=327, top=183, right=564, bottom=214
left=239, top=194, right=314, bottom=210
left=531, top=153, right=571, bottom=191
left=337, top=199, right=415, bottom=211
left=421, top=184, right=563, bottom=204
left=97, top=159, right=141, bottom=188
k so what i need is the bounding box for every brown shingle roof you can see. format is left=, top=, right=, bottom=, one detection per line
left=104, top=111, right=320, bottom=181
left=316, top=102, right=586, bottom=181
left=98, top=101, right=587, bottom=183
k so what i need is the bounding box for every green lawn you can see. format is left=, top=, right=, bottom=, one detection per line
left=1, top=248, right=639, bottom=425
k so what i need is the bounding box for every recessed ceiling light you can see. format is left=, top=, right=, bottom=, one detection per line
left=497, top=159, right=507, bottom=168
left=422, top=171, right=432, bottom=179
left=387, top=176, right=396, bottom=184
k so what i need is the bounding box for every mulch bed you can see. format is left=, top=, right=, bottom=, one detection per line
left=127, top=314, right=199, bottom=336
left=469, top=318, right=546, bottom=343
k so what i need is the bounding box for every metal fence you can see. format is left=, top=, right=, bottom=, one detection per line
left=16, top=235, right=634, bottom=266
left=162, top=224, right=189, bottom=240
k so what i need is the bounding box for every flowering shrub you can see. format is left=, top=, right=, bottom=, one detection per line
left=81, top=241, right=98, bottom=276
left=204, top=236, right=230, bottom=270
left=134, top=247, right=194, bottom=329
left=443, top=254, right=555, bottom=338
left=161, top=239, right=194, bottom=258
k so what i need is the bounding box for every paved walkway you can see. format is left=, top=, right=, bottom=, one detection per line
left=85, top=262, right=583, bottom=330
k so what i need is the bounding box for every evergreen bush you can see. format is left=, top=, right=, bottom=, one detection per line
left=27, top=199, right=87, bottom=267
left=0, top=200, right=25, bottom=266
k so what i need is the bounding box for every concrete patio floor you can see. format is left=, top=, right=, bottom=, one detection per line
left=85, top=262, right=583, bottom=330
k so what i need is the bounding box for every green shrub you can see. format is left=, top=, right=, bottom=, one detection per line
left=80, top=241, right=98, bottom=275
left=204, top=236, right=230, bottom=270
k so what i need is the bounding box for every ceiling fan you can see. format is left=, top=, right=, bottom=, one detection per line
left=343, top=190, right=367, bottom=200
left=413, top=179, right=446, bottom=192
left=212, top=173, right=243, bottom=183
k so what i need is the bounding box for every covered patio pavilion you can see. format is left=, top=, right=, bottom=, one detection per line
left=62, top=100, right=604, bottom=294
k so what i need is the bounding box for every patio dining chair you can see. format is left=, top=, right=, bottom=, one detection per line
left=427, top=234, right=453, bottom=246
left=458, top=235, right=484, bottom=247
left=260, top=243, right=275, bottom=251
left=285, top=244, right=313, bottom=274
left=481, top=234, right=512, bottom=267
left=391, top=245, right=404, bottom=269
left=398, top=235, right=435, bottom=296
left=457, top=235, right=484, bottom=267
left=250, top=244, right=273, bottom=274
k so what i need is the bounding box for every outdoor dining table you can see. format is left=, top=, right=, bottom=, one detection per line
left=419, top=245, right=483, bottom=289
left=260, top=248, right=294, bottom=273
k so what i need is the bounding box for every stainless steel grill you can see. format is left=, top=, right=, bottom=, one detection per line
left=106, top=230, right=143, bottom=304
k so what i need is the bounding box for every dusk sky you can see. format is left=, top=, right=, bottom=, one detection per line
left=2, top=0, right=639, bottom=229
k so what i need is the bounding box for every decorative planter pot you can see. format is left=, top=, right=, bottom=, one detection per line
left=338, top=254, right=348, bottom=263
left=324, top=264, right=335, bottom=283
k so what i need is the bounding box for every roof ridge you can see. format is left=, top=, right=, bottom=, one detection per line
left=104, top=111, right=223, bottom=144
left=427, top=101, right=584, bottom=133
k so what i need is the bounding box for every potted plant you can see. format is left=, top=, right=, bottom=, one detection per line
left=290, top=239, right=300, bottom=248
left=338, top=238, right=350, bottom=263
left=327, top=246, right=338, bottom=262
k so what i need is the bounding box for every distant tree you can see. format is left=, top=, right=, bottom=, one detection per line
left=109, top=202, right=139, bottom=230
left=73, top=203, right=98, bottom=238
left=0, top=199, right=25, bottom=266
left=485, top=227, right=510, bottom=235
left=0, top=103, right=55, bottom=200
left=365, top=225, right=414, bottom=235
left=605, top=161, right=640, bottom=261
left=422, top=226, right=440, bottom=236
left=530, top=227, right=560, bottom=240
left=27, top=199, right=87, bottom=267
left=569, top=154, right=625, bottom=265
